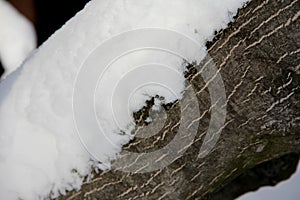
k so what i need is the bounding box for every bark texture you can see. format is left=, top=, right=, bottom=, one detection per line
left=59, top=0, right=300, bottom=199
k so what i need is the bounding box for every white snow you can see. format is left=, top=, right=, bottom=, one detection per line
left=0, top=0, right=36, bottom=78
left=238, top=163, right=300, bottom=200
left=0, top=0, right=248, bottom=199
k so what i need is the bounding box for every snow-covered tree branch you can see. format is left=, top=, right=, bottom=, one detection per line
left=0, top=0, right=299, bottom=199
left=61, top=1, right=300, bottom=199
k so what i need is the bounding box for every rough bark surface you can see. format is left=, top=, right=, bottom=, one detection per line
left=59, top=0, right=300, bottom=199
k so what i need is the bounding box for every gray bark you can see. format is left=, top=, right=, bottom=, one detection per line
left=59, top=0, right=300, bottom=199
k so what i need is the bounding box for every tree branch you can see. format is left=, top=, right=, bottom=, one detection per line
left=59, top=0, right=300, bottom=199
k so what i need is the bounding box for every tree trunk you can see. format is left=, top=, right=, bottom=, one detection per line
left=59, top=0, right=300, bottom=199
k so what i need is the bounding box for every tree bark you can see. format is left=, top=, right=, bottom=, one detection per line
left=59, top=0, right=300, bottom=199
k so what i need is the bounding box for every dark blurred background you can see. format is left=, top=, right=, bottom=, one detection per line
left=0, top=0, right=90, bottom=76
